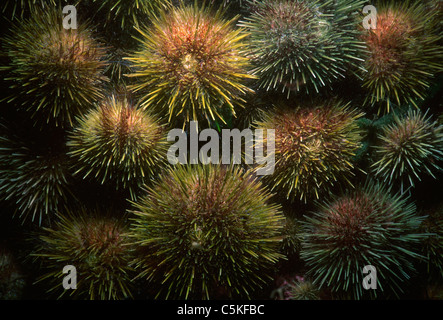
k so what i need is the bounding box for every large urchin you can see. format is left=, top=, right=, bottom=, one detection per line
left=239, top=0, right=366, bottom=97
left=301, top=180, right=426, bottom=299
left=128, top=164, right=285, bottom=299
left=67, top=94, right=170, bottom=200
left=1, top=6, right=108, bottom=127
left=126, top=2, right=255, bottom=127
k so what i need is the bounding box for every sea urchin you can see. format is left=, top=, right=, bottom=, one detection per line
left=126, top=3, right=254, bottom=126
left=129, top=164, right=285, bottom=299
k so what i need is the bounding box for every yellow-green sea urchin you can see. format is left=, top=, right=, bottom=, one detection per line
left=1, top=6, right=108, bottom=127
left=67, top=94, right=169, bottom=199
left=129, top=164, right=285, bottom=299
left=126, top=3, right=255, bottom=127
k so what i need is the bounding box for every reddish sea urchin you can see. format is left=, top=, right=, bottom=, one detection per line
left=359, top=1, right=443, bottom=112
left=254, top=100, right=364, bottom=202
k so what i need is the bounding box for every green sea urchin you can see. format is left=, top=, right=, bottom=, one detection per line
left=254, top=100, right=364, bottom=202
left=359, top=0, right=443, bottom=112
left=33, top=209, right=134, bottom=300
left=129, top=164, right=285, bottom=299
left=0, top=133, right=75, bottom=225
left=239, top=0, right=365, bottom=96
left=67, top=94, right=169, bottom=199
left=1, top=6, right=108, bottom=127
left=301, top=180, right=426, bottom=299
left=371, top=109, right=443, bottom=191
left=126, top=3, right=255, bottom=126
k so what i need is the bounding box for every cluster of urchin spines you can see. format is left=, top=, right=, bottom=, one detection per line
left=371, top=109, right=443, bottom=191
left=125, top=2, right=255, bottom=128
left=1, top=5, right=109, bottom=128
left=67, top=93, right=170, bottom=199
left=253, top=100, right=364, bottom=203
left=32, top=208, right=135, bottom=300
left=128, top=164, right=285, bottom=299
left=359, top=0, right=443, bottom=112
left=301, top=180, right=426, bottom=299
left=87, top=0, right=171, bottom=30
left=0, top=125, right=76, bottom=226
left=239, top=0, right=366, bottom=97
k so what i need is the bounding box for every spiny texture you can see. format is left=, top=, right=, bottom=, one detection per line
left=89, top=0, right=171, bottom=30
left=280, top=216, right=303, bottom=257
left=0, top=134, right=74, bottom=225
left=301, top=181, right=426, bottom=299
left=126, top=3, right=254, bottom=126
left=239, top=0, right=365, bottom=96
left=1, top=0, right=61, bottom=20
left=129, top=165, right=285, bottom=299
left=33, top=210, right=134, bottom=300
left=254, top=101, right=364, bottom=202
left=419, top=203, right=443, bottom=283
left=1, top=6, right=108, bottom=127
left=67, top=95, right=169, bottom=199
left=284, top=278, right=320, bottom=300
left=372, top=109, right=443, bottom=191
left=360, top=0, right=443, bottom=112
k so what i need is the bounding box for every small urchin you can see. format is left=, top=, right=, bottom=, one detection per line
left=128, top=164, right=285, bottom=299
left=301, top=180, right=427, bottom=299
left=32, top=208, right=135, bottom=300
left=126, top=2, right=255, bottom=127
left=253, top=100, right=364, bottom=202
left=67, top=94, right=170, bottom=199
left=371, top=109, right=443, bottom=191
